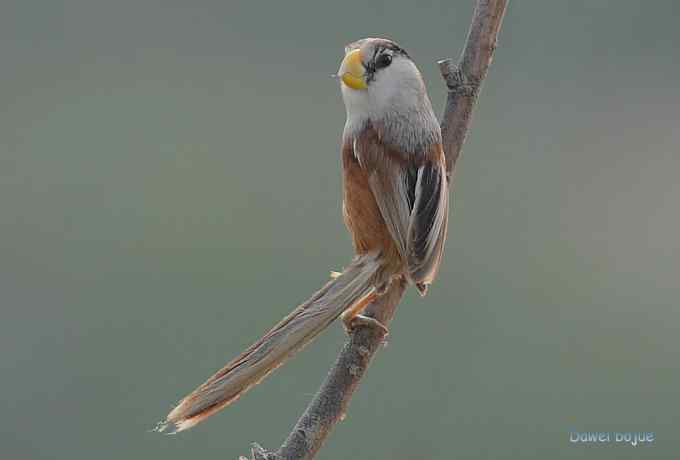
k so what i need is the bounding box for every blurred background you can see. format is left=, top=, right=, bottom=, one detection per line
left=2, top=1, right=679, bottom=459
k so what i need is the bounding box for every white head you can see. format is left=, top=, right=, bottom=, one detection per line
left=337, top=38, right=440, bottom=152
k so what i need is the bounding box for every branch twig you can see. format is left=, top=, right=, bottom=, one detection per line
left=242, top=2, right=508, bottom=458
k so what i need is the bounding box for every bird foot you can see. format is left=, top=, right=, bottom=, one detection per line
left=342, top=313, right=389, bottom=336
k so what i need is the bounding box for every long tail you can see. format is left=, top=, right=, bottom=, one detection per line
left=157, top=253, right=386, bottom=433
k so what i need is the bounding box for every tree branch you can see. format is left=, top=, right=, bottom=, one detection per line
left=242, top=2, right=508, bottom=458
left=440, top=0, right=508, bottom=177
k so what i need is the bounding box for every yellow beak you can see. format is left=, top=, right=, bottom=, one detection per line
left=338, top=49, right=367, bottom=90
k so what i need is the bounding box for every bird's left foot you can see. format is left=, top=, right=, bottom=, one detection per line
left=342, top=313, right=389, bottom=336
left=340, top=289, right=387, bottom=334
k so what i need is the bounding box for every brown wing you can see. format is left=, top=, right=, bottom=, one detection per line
left=353, top=126, right=448, bottom=294
left=353, top=128, right=412, bottom=260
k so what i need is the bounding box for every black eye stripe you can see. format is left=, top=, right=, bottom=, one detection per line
left=356, top=41, right=410, bottom=84
left=375, top=53, right=392, bottom=69
left=371, top=46, right=381, bottom=64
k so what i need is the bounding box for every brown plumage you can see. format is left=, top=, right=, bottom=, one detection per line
left=343, top=122, right=448, bottom=294
left=157, top=37, right=449, bottom=433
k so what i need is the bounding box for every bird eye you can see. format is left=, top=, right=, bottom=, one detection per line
left=375, top=53, right=392, bottom=69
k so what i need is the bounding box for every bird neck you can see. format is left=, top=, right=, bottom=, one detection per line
left=342, top=91, right=441, bottom=155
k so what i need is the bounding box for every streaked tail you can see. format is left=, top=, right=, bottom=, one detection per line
left=157, top=253, right=387, bottom=433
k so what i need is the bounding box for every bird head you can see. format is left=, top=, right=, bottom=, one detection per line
left=336, top=38, right=428, bottom=122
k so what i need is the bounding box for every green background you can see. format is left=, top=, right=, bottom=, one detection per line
left=2, top=1, right=679, bottom=459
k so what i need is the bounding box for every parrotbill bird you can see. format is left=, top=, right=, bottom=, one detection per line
left=160, top=37, right=448, bottom=432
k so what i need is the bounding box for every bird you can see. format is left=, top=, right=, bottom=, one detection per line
left=158, top=37, right=448, bottom=433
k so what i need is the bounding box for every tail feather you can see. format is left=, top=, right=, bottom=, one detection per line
left=159, top=253, right=386, bottom=433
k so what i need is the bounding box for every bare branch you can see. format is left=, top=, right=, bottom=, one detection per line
left=274, top=280, right=407, bottom=460
left=245, top=1, right=508, bottom=458
left=440, top=0, right=508, bottom=175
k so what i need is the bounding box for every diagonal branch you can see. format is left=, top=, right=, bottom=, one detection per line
left=440, top=0, right=508, bottom=177
left=243, top=1, right=508, bottom=458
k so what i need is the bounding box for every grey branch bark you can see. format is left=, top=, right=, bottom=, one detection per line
left=242, top=1, right=508, bottom=459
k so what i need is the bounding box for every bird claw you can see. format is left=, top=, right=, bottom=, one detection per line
left=342, top=314, right=389, bottom=336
